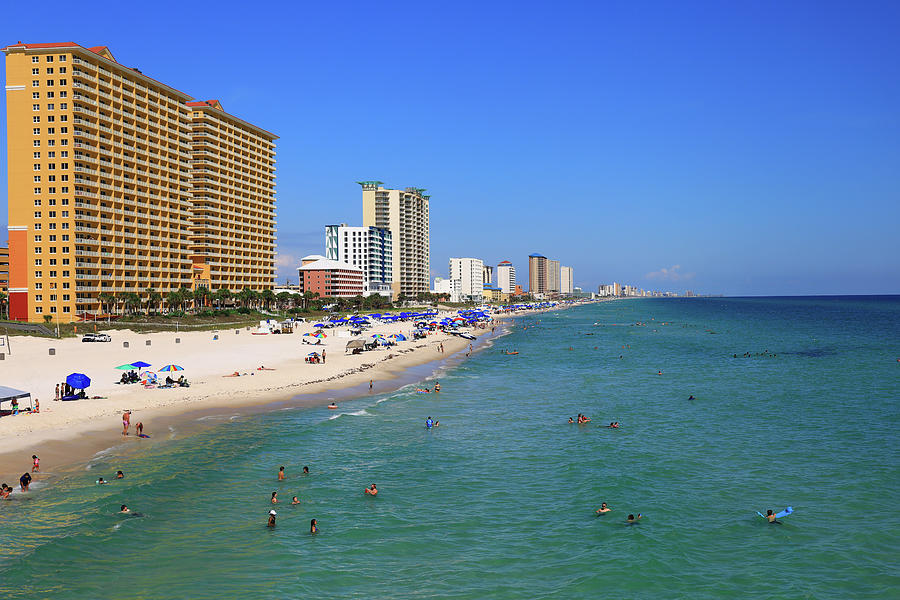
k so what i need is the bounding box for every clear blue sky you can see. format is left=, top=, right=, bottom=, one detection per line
left=2, top=0, right=898, bottom=295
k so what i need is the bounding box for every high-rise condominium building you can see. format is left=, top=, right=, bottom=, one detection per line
left=497, top=260, right=515, bottom=294
left=546, top=259, right=561, bottom=294
left=325, top=224, right=392, bottom=297
left=3, top=42, right=276, bottom=322
left=0, top=246, right=9, bottom=293
left=359, top=182, right=429, bottom=300
left=560, top=266, right=574, bottom=295
left=482, top=264, right=493, bottom=286
left=187, top=99, right=277, bottom=292
left=528, top=253, right=547, bottom=296
left=449, top=257, right=484, bottom=302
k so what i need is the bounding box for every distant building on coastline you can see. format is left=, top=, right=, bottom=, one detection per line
left=359, top=182, right=429, bottom=300
left=482, top=264, right=493, bottom=286
left=497, top=260, right=516, bottom=294
left=449, top=257, right=484, bottom=303
left=297, top=255, right=363, bottom=298
left=325, top=224, right=392, bottom=297
left=0, top=246, right=8, bottom=293
left=432, top=276, right=461, bottom=303
left=528, top=253, right=547, bottom=297
left=546, top=259, right=561, bottom=294
left=560, top=266, right=574, bottom=296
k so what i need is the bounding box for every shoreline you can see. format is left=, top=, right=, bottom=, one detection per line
left=0, top=310, right=532, bottom=485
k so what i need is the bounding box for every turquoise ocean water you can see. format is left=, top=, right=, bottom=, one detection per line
left=1, top=297, right=898, bottom=599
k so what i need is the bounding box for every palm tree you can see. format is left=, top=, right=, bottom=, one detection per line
left=194, top=288, right=211, bottom=312
left=166, top=290, right=183, bottom=313
left=237, top=288, right=257, bottom=309
left=123, top=292, right=142, bottom=315
left=144, top=288, right=162, bottom=315
left=214, top=287, right=232, bottom=310
left=261, top=289, right=276, bottom=311
left=276, top=291, right=292, bottom=311
left=0, top=291, right=7, bottom=320
left=98, top=292, right=116, bottom=316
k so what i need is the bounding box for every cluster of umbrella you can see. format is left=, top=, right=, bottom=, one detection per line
left=114, top=361, right=185, bottom=385
left=302, top=332, right=327, bottom=339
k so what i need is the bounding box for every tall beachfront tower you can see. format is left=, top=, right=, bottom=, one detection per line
left=325, top=224, right=393, bottom=297
left=359, top=182, right=430, bottom=300
left=547, top=259, right=561, bottom=294
left=497, top=260, right=516, bottom=294
left=528, top=253, right=547, bottom=297
left=560, top=266, right=574, bottom=295
left=187, top=100, right=277, bottom=293
left=3, top=42, right=194, bottom=322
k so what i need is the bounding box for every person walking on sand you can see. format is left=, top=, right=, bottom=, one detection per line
left=55, top=384, right=60, bottom=401
left=122, top=410, right=131, bottom=436
left=322, top=350, right=326, bottom=363
left=136, top=422, right=144, bottom=437
left=32, top=455, right=40, bottom=473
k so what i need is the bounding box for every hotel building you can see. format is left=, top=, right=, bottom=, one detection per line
left=547, top=259, right=561, bottom=294
left=359, top=182, right=429, bottom=300
left=0, top=246, right=9, bottom=293
left=324, top=224, right=392, bottom=297
left=187, top=99, right=277, bottom=293
left=297, top=255, right=364, bottom=298
left=3, top=42, right=276, bottom=322
left=497, top=260, right=516, bottom=294
left=449, top=257, right=484, bottom=303
left=560, top=265, right=574, bottom=295
left=528, top=253, right=547, bottom=297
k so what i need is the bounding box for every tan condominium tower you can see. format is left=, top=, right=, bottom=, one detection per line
left=3, top=42, right=276, bottom=322
left=359, top=182, right=429, bottom=300
left=187, top=99, right=277, bottom=292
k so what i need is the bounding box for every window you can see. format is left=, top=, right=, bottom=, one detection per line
left=59, top=67, right=66, bottom=73
left=49, top=247, right=57, bottom=254
left=48, top=115, right=55, bottom=122
left=34, top=152, right=40, bottom=158
left=47, top=103, right=54, bottom=110
left=59, top=115, right=67, bottom=122
left=62, top=198, right=69, bottom=205
left=47, top=91, right=55, bottom=98
left=33, top=140, right=41, bottom=147
left=35, top=307, right=43, bottom=314
left=33, top=128, right=41, bottom=135
left=47, top=175, right=55, bottom=182
left=59, top=103, right=66, bottom=110
left=60, top=127, right=68, bottom=134
left=47, top=127, right=55, bottom=134
left=59, top=55, right=66, bottom=62
left=59, top=91, right=67, bottom=98
left=32, top=56, right=40, bottom=63
left=49, top=294, right=57, bottom=301
left=33, top=164, right=41, bottom=171
left=48, top=198, right=56, bottom=205
left=32, top=92, right=40, bottom=99
left=50, top=306, right=57, bottom=314
left=35, top=283, right=42, bottom=289
left=62, top=282, right=70, bottom=289
left=60, top=151, right=67, bottom=156
left=63, top=306, right=71, bottom=313
left=34, top=223, right=41, bottom=230
left=32, top=80, right=40, bottom=87
left=61, top=223, right=69, bottom=230
left=49, top=270, right=57, bottom=277
left=34, top=199, right=42, bottom=206
left=33, top=116, right=40, bottom=123
left=34, top=211, right=41, bottom=218
left=35, top=295, right=43, bottom=302
left=46, top=56, right=53, bottom=62
left=33, top=175, right=41, bottom=182
left=34, top=271, right=42, bottom=278
left=34, top=247, right=42, bottom=254
left=59, top=79, right=67, bottom=86
left=34, top=187, right=41, bottom=194
left=47, top=140, right=55, bottom=147
left=62, top=256, right=69, bottom=262
left=62, top=270, right=69, bottom=276
left=33, top=104, right=40, bottom=111
left=63, top=294, right=70, bottom=301
left=34, top=235, right=42, bottom=242
left=49, top=258, right=57, bottom=265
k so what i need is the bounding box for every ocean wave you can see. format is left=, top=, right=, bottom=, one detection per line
left=328, top=409, right=371, bottom=420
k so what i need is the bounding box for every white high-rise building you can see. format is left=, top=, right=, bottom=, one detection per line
left=449, top=257, right=484, bottom=302
left=482, top=265, right=493, bottom=286
left=325, top=224, right=393, bottom=297
left=560, top=266, right=574, bottom=295
left=497, top=261, right=516, bottom=294
left=360, top=182, right=430, bottom=300
left=547, top=259, right=561, bottom=293
left=432, top=276, right=461, bottom=303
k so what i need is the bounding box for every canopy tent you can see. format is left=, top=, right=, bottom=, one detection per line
left=345, top=339, right=366, bottom=352
left=0, top=385, right=33, bottom=413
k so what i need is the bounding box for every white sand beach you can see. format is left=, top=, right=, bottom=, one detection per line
left=0, top=313, right=497, bottom=478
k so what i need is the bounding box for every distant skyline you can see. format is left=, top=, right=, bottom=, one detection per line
left=2, top=0, right=898, bottom=295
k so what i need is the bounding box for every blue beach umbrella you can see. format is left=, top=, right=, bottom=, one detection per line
left=313, top=323, right=325, bottom=328
left=130, top=361, right=151, bottom=368
left=66, top=373, right=91, bottom=389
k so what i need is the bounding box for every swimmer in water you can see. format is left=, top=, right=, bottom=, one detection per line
left=119, top=505, right=130, bottom=514
left=271, top=491, right=278, bottom=504
left=278, top=466, right=285, bottom=481
left=365, top=483, right=378, bottom=496
left=97, top=477, right=107, bottom=485
left=116, top=471, right=124, bottom=479
left=425, top=416, right=434, bottom=429
left=328, top=402, right=338, bottom=409
left=764, top=509, right=781, bottom=524
left=568, top=417, right=574, bottom=424
left=596, top=502, right=611, bottom=515
left=291, top=496, right=300, bottom=505
left=303, top=466, right=309, bottom=475
left=310, top=518, right=318, bottom=534
left=626, top=513, right=642, bottom=523
left=434, top=382, right=441, bottom=392
left=688, top=395, right=695, bottom=401
left=267, top=510, right=276, bottom=527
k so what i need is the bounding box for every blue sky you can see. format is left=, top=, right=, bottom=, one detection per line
left=2, top=0, right=898, bottom=295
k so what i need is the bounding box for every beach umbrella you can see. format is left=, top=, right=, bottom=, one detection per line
left=115, top=364, right=137, bottom=370
left=389, top=334, right=407, bottom=341
left=158, top=364, right=184, bottom=372
left=311, top=332, right=327, bottom=339
left=307, top=352, right=320, bottom=357
left=130, top=361, right=151, bottom=368
left=313, top=323, right=325, bottom=328
left=371, top=333, right=383, bottom=338
left=66, top=373, right=91, bottom=389
left=140, top=371, right=157, bottom=384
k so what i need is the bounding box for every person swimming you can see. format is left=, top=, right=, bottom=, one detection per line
left=303, top=466, right=310, bottom=475
left=568, top=417, right=574, bottom=424
left=434, top=382, right=441, bottom=392
left=310, top=518, right=318, bottom=534
left=626, top=513, right=642, bottom=523
left=291, top=496, right=300, bottom=505
left=328, top=402, right=338, bottom=409
left=119, top=505, right=130, bottom=514
left=278, top=466, right=285, bottom=481
left=116, top=471, right=124, bottom=479
left=764, top=509, right=781, bottom=524
left=97, top=477, right=107, bottom=485
left=596, top=502, right=611, bottom=515
left=688, top=395, right=695, bottom=401
left=267, top=510, right=277, bottom=527
left=271, top=491, right=278, bottom=504
left=365, top=484, right=378, bottom=496
left=425, top=417, right=434, bottom=429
